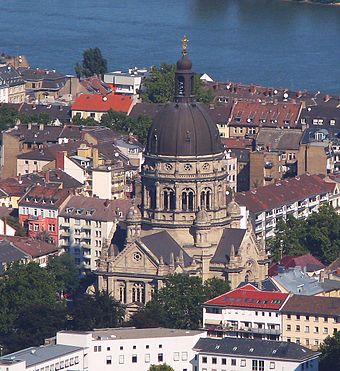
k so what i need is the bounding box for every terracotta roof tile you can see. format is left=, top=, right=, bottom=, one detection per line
left=204, top=283, right=289, bottom=310
left=72, top=94, right=132, bottom=113
left=269, top=254, right=325, bottom=276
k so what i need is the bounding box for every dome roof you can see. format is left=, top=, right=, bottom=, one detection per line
left=146, top=102, right=224, bottom=157
left=176, top=55, right=192, bottom=71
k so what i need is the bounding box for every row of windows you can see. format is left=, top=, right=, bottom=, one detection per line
left=286, top=324, right=332, bottom=334
left=35, top=356, right=79, bottom=371
left=201, top=358, right=272, bottom=370
left=286, top=314, right=335, bottom=322
left=29, top=223, right=56, bottom=232
left=101, top=352, right=189, bottom=365
left=94, top=343, right=164, bottom=352
left=22, top=208, right=56, bottom=218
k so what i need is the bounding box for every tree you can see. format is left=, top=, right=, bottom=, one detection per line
left=141, top=63, right=213, bottom=104
left=3, top=303, right=67, bottom=353
left=319, top=331, right=340, bottom=371
left=69, top=292, right=125, bottom=331
left=75, top=47, right=108, bottom=78
left=0, top=262, right=59, bottom=332
left=47, top=253, right=80, bottom=295
left=6, top=216, right=26, bottom=237
left=204, top=277, right=230, bottom=300
left=100, top=109, right=151, bottom=144
left=0, top=104, right=19, bottom=131
left=148, top=364, right=174, bottom=371
left=130, top=274, right=230, bottom=330
left=36, top=230, right=54, bottom=244
left=268, top=205, right=340, bottom=265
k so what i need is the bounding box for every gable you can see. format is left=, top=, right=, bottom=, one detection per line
left=211, top=228, right=246, bottom=264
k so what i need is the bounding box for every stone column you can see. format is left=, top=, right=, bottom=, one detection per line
left=155, top=181, right=160, bottom=211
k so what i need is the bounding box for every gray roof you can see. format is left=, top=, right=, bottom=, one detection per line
left=1, top=345, right=83, bottom=367
left=60, top=327, right=204, bottom=340
left=140, top=231, right=192, bottom=266
left=271, top=267, right=323, bottom=295
left=0, top=240, right=29, bottom=274
left=0, top=65, right=25, bottom=87
left=194, top=337, right=318, bottom=361
left=211, top=228, right=246, bottom=264
left=256, top=128, right=303, bottom=151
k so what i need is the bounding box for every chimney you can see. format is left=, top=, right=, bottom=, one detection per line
left=55, top=151, right=66, bottom=170
left=28, top=122, right=32, bottom=130
left=4, top=217, right=7, bottom=236
left=92, top=147, right=99, bottom=168
left=45, top=170, right=50, bottom=183
left=39, top=123, right=44, bottom=131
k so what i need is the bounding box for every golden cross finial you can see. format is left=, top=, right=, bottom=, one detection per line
left=181, top=35, right=189, bottom=56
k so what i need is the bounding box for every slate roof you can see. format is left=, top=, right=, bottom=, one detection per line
left=269, top=254, right=325, bottom=276
left=206, top=103, right=233, bottom=125
left=19, top=186, right=71, bottom=209
left=0, top=65, right=25, bottom=87
left=204, top=283, right=288, bottom=310
left=0, top=239, right=28, bottom=274
left=0, top=236, right=59, bottom=259
left=6, top=123, right=63, bottom=144
left=300, top=127, right=340, bottom=145
left=140, top=231, right=192, bottom=266
left=193, top=337, right=318, bottom=361
left=230, top=148, right=250, bottom=163
left=10, top=103, right=72, bottom=123
left=59, top=196, right=133, bottom=222
left=0, top=177, right=29, bottom=197
left=270, top=267, right=323, bottom=295
left=255, top=128, right=303, bottom=151
left=72, top=94, right=132, bottom=113
left=281, top=294, right=340, bottom=318
left=235, top=173, right=335, bottom=213
left=0, top=345, right=83, bottom=367
left=211, top=228, right=246, bottom=264
left=129, top=102, right=164, bottom=120
left=300, top=105, right=340, bottom=128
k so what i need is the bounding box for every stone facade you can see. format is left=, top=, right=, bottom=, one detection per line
left=96, top=48, right=269, bottom=314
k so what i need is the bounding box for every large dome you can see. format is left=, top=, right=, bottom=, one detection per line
left=146, top=101, right=224, bottom=157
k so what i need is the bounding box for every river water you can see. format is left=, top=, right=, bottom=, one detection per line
left=0, top=0, right=339, bottom=94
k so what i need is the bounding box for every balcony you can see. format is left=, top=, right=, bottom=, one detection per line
left=264, top=175, right=273, bottom=181
left=60, top=230, right=71, bottom=237
left=81, top=242, right=91, bottom=248
left=82, top=225, right=91, bottom=231
left=83, top=250, right=91, bottom=258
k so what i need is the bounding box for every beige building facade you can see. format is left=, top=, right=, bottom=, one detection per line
left=96, top=50, right=269, bottom=314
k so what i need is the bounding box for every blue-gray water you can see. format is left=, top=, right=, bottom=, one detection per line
left=1, top=0, right=340, bottom=94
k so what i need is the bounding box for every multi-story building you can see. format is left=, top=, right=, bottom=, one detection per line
left=249, top=128, right=303, bottom=188
left=194, top=336, right=319, bottom=371
left=103, top=68, right=147, bottom=96
left=57, top=327, right=205, bottom=371
left=202, top=283, right=289, bottom=341
left=0, top=65, right=25, bottom=103
left=281, top=295, right=340, bottom=350
left=19, top=68, right=68, bottom=103
left=18, top=185, right=71, bottom=243
left=0, top=344, right=85, bottom=371
left=236, top=173, right=340, bottom=240
left=58, top=196, right=132, bottom=270
left=227, top=101, right=302, bottom=138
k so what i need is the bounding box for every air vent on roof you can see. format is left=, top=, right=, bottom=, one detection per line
left=249, top=348, right=254, bottom=352
left=233, top=347, right=237, bottom=351
left=272, top=349, right=277, bottom=354
left=215, top=345, right=220, bottom=350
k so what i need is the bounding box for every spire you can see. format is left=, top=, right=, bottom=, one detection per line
left=170, top=252, right=175, bottom=268
left=175, top=36, right=194, bottom=103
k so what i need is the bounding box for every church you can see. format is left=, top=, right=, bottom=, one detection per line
left=97, top=40, right=269, bottom=314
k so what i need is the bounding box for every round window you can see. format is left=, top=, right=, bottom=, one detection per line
left=133, top=252, right=142, bottom=262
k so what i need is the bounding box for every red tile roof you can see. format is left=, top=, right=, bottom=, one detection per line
left=269, top=254, right=325, bottom=276
left=235, top=174, right=336, bottom=213
left=204, top=283, right=289, bottom=310
left=19, top=185, right=71, bottom=209
left=0, top=236, right=59, bottom=258
left=72, top=94, right=132, bottom=113
left=229, top=101, right=302, bottom=128
left=221, top=137, right=253, bottom=149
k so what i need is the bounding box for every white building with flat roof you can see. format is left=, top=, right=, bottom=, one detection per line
left=56, top=327, right=206, bottom=371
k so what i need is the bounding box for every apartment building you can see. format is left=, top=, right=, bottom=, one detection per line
left=0, top=344, right=85, bottom=371
left=202, top=284, right=289, bottom=341
left=236, top=173, right=339, bottom=240
left=227, top=101, right=302, bottom=138
left=194, top=337, right=319, bottom=371
left=0, top=65, right=25, bottom=103
left=103, top=68, right=147, bottom=96
left=281, top=295, right=340, bottom=350
left=57, top=327, right=205, bottom=371
left=58, top=196, right=132, bottom=270
left=18, top=186, right=72, bottom=243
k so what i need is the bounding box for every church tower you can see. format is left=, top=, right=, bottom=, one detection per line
left=141, top=37, right=233, bottom=239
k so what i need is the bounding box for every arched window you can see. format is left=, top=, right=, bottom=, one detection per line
left=200, top=187, right=212, bottom=210
left=132, top=283, right=145, bottom=303
left=163, top=188, right=175, bottom=210
left=119, top=283, right=126, bottom=304
left=177, top=76, right=185, bottom=96
left=182, top=188, right=194, bottom=211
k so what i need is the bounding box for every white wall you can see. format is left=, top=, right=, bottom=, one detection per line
left=57, top=330, right=205, bottom=371
left=63, top=156, right=86, bottom=184
left=0, top=219, right=16, bottom=236
left=92, top=170, right=111, bottom=199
